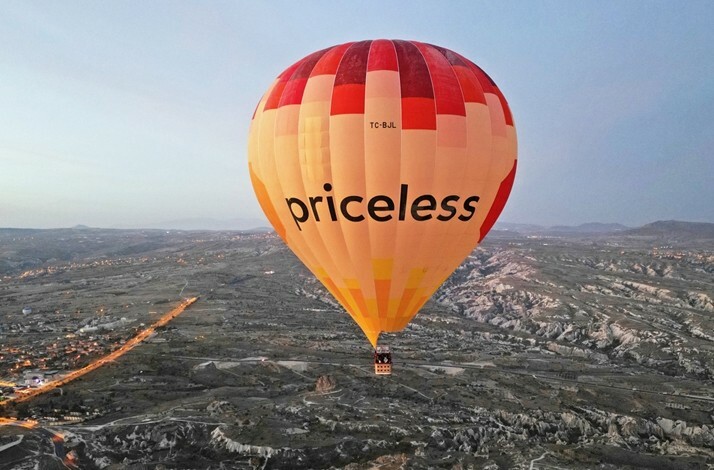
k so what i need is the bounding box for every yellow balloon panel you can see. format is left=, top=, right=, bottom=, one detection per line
left=248, top=40, right=517, bottom=347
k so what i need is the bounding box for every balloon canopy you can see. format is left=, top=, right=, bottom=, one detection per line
left=248, top=40, right=517, bottom=348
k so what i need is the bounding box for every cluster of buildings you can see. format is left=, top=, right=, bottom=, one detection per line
left=0, top=321, right=134, bottom=395
left=15, top=255, right=157, bottom=281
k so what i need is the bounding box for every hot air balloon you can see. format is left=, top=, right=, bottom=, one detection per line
left=248, top=40, right=517, bottom=368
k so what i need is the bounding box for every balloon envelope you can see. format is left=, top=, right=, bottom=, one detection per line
left=248, top=40, right=517, bottom=347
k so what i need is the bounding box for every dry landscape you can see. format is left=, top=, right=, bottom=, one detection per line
left=1, top=222, right=713, bottom=469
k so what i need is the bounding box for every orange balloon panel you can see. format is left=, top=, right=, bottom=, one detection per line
left=248, top=40, right=517, bottom=348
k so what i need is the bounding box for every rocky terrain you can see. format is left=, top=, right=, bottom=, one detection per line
left=0, top=224, right=712, bottom=469
left=438, top=233, right=714, bottom=380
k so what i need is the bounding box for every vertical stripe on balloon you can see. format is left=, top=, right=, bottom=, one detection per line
left=414, top=42, right=465, bottom=116
left=393, top=40, right=436, bottom=130
left=311, top=42, right=353, bottom=76
left=279, top=49, right=329, bottom=107
left=367, top=39, right=399, bottom=72
left=264, top=60, right=303, bottom=110
left=331, top=41, right=372, bottom=115
left=479, top=160, right=517, bottom=242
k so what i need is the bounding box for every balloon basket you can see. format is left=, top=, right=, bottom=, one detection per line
left=374, top=346, right=392, bottom=375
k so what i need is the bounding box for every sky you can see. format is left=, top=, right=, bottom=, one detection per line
left=1, top=1, right=712, bottom=229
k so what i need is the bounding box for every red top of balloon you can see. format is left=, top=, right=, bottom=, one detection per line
left=257, top=39, right=513, bottom=127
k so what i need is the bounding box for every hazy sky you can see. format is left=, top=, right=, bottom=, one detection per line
left=1, top=1, right=712, bottom=229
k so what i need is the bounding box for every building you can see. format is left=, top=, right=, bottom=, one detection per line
left=24, top=370, right=44, bottom=387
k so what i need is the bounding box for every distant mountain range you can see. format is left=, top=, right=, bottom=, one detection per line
left=495, top=220, right=714, bottom=239
left=624, top=220, right=714, bottom=240
left=3, top=220, right=713, bottom=240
